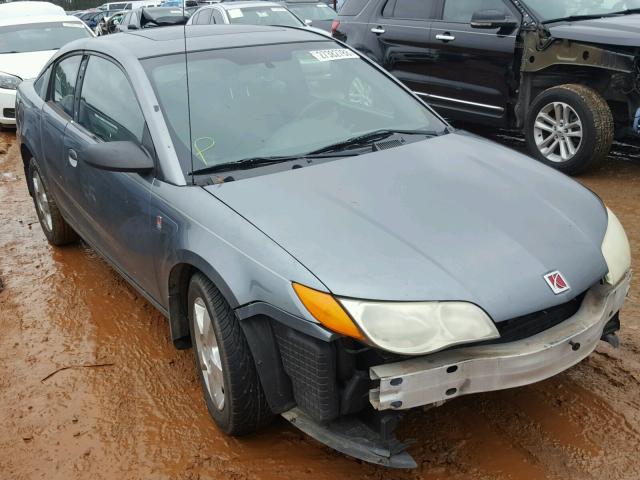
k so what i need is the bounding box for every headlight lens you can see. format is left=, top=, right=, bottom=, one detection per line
left=0, top=71, right=22, bottom=90
left=338, top=299, right=499, bottom=355
left=601, top=207, right=631, bottom=285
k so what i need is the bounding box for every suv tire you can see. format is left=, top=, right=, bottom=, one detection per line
left=28, top=158, right=78, bottom=246
left=525, top=84, right=613, bottom=175
left=188, top=273, right=273, bottom=435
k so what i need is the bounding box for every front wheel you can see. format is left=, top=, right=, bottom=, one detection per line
left=188, top=273, right=272, bottom=436
left=525, top=84, right=613, bottom=175
left=28, top=158, right=78, bottom=246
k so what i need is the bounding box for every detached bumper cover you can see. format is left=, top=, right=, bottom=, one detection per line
left=370, top=271, right=631, bottom=411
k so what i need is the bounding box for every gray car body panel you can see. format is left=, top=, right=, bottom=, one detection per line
left=17, top=25, right=609, bottom=340
left=206, top=132, right=608, bottom=322
left=547, top=14, right=640, bottom=47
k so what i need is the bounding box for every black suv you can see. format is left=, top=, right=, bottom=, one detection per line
left=333, top=0, right=640, bottom=174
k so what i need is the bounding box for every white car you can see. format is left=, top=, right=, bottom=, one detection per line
left=0, top=15, right=94, bottom=126
left=0, top=1, right=66, bottom=19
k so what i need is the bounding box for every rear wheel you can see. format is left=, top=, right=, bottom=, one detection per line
left=188, top=273, right=272, bottom=435
left=28, top=158, right=78, bottom=246
left=525, top=84, right=613, bottom=175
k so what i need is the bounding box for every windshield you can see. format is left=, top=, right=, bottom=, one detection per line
left=143, top=41, right=445, bottom=178
left=287, top=3, right=336, bottom=21
left=226, top=6, right=303, bottom=26
left=523, top=0, right=640, bottom=21
left=0, top=22, right=91, bottom=54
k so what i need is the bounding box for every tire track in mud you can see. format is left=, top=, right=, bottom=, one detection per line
left=1, top=130, right=640, bottom=480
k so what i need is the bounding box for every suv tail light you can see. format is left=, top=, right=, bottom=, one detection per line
left=331, top=19, right=340, bottom=34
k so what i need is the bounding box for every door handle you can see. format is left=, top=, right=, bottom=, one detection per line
left=68, top=148, right=78, bottom=168
left=370, top=26, right=385, bottom=34
left=435, top=33, right=455, bottom=42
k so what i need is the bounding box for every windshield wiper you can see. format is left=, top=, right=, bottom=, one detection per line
left=610, top=7, right=640, bottom=15
left=542, top=13, right=621, bottom=23
left=307, top=128, right=443, bottom=155
left=189, top=152, right=356, bottom=176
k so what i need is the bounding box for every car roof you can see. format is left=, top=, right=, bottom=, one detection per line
left=0, top=14, right=83, bottom=27
left=60, top=24, right=328, bottom=59
left=0, top=1, right=66, bottom=19
left=215, top=2, right=285, bottom=9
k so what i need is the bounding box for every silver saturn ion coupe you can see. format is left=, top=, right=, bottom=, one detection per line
left=16, top=25, right=632, bottom=468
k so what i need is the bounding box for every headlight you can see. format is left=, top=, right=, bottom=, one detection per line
left=601, top=207, right=631, bottom=285
left=338, top=299, right=499, bottom=355
left=0, top=71, right=22, bottom=90
left=293, top=283, right=500, bottom=355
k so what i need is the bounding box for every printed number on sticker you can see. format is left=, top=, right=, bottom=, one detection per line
left=309, top=49, right=359, bottom=62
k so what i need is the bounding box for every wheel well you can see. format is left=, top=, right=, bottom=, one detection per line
left=20, top=143, right=33, bottom=196
left=167, top=262, right=197, bottom=349
left=516, top=66, right=624, bottom=128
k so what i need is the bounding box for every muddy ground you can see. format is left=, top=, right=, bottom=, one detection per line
left=1, top=128, right=639, bottom=480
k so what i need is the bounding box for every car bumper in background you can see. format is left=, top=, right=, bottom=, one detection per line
left=370, top=271, right=632, bottom=411
left=0, top=87, right=17, bottom=126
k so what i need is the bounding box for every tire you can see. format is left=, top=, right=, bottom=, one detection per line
left=188, top=273, right=273, bottom=436
left=28, top=158, right=78, bottom=246
left=525, top=84, right=613, bottom=175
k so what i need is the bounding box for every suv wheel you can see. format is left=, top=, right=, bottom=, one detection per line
left=28, top=158, right=78, bottom=246
left=525, top=84, right=613, bottom=175
left=188, top=273, right=272, bottom=435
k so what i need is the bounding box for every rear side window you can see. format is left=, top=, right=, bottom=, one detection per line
left=390, top=0, right=432, bottom=19
left=78, top=56, right=145, bottom=143
left=442, top=0, right=507, bottom=22
left=52, top=55, right=82, bottom=117
left=339, top=0, right=369, bottom=15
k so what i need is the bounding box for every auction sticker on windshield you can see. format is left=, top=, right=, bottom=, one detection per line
left=309, top=49, right=359, bottom=62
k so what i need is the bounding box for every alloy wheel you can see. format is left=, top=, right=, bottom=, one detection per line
left=533, top=102, right=583, bottom=163
left=32, top=170, right=53, bottom=232
left=193, top=297, right=225, bottom=410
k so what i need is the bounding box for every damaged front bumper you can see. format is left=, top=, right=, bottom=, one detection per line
left=370, top=271, right=631, bottom=411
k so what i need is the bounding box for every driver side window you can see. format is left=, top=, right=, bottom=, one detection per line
left=78, top=55, right=145, bottom=144
left=442, top=0, right=507, bottom=23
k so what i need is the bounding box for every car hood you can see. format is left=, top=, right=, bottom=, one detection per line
left=204, top=132, right=609, bottom=322
left=0, top=50, right=56, bottom=80
left=548, top=14, right=640, bottom=46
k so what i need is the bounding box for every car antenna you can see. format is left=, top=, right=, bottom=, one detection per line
left=182, top=0, right=195, bottom=185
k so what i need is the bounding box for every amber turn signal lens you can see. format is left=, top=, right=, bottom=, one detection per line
left=292, top=283, right=363, bottom=340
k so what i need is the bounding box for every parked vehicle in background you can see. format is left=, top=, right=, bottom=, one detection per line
left=16, top=24, right=631, bottom=468
left=0, top=1, right=65, bottom=18
left=187, top=2, right=305, bottom=27
left=161, top=0, right=198, bottom=7
left=77, top=9, right=109, bottom=29
left=96, top=10, right=126, bottom=35
left=0, top=14, right=93, bottom=127
left=114, top=7, right=189, bottom=31
left=333, top=0, right=640, bottom=174
left=98, top=1, right=161, bottom=12
left=285, top=0, right=336, bottom=31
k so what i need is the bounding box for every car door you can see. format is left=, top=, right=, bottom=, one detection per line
left=425, top=0, right=520, bottom=124
left=364, top=0, right=436, bottom=93
left=62, top=54, right=158, bottom=298
left=41, top=54, right=83, bottom=209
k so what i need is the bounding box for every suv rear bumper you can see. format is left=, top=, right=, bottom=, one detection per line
left=370, top=271, right=631, bottom=411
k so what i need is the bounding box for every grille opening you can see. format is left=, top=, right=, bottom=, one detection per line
left=3, top=108, right=15, bottom=119
left=492, top=290, right=587, bottom=344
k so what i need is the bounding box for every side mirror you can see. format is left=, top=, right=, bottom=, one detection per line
left=84, top=141, right=154, bottom=173
left=127, top=24, right=139, bottom=29
left=470, top=9, right=517, bottom=29
left=304, top=18, right=313, bottom=26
